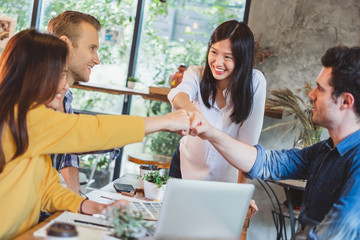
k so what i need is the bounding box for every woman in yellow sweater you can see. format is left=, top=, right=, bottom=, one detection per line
left=0, top=29, right=189, bottom=239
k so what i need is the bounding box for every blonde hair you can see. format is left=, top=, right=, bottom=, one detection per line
left=47, top=11, right=100, bottom=47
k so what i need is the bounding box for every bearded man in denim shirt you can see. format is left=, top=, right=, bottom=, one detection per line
left=191, top=45, right=360, bottom=239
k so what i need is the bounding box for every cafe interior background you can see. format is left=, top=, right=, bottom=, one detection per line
left=0, top=0, right=359, bottom=239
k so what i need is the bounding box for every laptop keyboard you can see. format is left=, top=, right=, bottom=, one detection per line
left=129, top=201, right=162, bottom=220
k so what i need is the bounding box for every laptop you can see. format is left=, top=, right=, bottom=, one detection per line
left=153, top=178, right=254, bottom=240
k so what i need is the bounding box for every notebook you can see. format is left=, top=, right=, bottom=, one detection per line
left=33, top=211, right=112, bottom=239
left=154, top=179, right=255, bottom=240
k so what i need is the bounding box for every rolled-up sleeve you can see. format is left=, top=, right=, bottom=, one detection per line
left=246, top=144, right=309, bottom=180
left=168, top=65, right=203, bottom=108
left=246, top=145, right=266, bottom=179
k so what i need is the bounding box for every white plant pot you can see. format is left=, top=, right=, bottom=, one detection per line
left=143, top=180, right=166, bottom=201
left=139, top=169, right=158, bottom=189
left=127, top=81, right=135, bottom=89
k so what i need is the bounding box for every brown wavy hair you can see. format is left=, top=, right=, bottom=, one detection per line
left=0, top=29, right=68, bottom=173
left=47, top=11, right=101, bottom=48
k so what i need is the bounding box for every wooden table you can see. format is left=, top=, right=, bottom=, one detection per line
left=128, top=153, right=172, bottom=169
left=14, top=212, right=62, bottom=240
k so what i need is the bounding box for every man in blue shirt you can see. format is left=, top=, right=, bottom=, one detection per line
left=190, top=45, right=360, bottom=239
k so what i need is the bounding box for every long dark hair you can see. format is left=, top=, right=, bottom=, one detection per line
left=0, top=29, right=68, bottom=173
left=200, top=20, right=255, bottom=124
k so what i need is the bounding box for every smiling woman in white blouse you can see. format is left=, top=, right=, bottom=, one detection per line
left=168, top=20, right=267, bottom=182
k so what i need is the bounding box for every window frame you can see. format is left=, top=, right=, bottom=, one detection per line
left=27, top=0, right=251, bottom=180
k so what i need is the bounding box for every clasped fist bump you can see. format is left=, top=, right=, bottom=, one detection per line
left=173, top=110, right=205, bottom=136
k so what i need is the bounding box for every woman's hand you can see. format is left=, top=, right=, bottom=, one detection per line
left=188, top=111, right=216, bottom=140
left=108, top=199, right=129, bottom=209
left=80, top=199, right=129, bottom=215
left=249, top=199, right=258, bottom=218
left=164, top=109, right=191, bottom=135
left=144, top=109, right=190, bottom=136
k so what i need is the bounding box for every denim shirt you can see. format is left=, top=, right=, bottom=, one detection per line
left=248, top=129, right=360, bottom=239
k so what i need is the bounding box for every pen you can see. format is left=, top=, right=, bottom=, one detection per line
left=79, top=190, right=88, bottom=199
left=74, top=219, right=113, bottom=229
left=100, top=195, right=115, bottom=201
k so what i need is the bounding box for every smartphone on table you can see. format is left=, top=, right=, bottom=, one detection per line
left=113, top=183, right=136, bottom=196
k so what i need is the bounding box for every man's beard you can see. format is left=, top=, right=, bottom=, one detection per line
left=70, top=68, right=87, bottom=83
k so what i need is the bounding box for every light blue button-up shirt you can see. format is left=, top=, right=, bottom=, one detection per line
left=248, top=129, right=360, bottom=239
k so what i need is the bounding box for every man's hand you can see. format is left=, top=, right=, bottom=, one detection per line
left=188, top=111, right=215, bottom=140
left=188, top=110, right=257, bottom=173
left=60, top=167, right=80, bottom=194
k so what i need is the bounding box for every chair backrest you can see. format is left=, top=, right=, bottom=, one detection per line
left=256, top=179, right=288, bottom=240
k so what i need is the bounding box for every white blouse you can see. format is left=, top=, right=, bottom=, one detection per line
left=168, top=65, right=267, bottom=182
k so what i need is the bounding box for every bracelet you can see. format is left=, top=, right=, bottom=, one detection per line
left=79, top=197, right=89, bottom=215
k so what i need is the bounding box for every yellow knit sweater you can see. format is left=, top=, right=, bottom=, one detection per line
left=0, top=105, right=144, bottom=239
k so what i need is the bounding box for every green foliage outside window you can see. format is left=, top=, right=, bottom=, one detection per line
left=40, top=0, right=136, bottom=65
left=142, top=101, right=182, bottom=156
left=0, top=0, right=32, bottom=31
left=2, top=0, right=247, bottom=159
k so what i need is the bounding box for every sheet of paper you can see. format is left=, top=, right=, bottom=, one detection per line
left=33, top=211, right=112, bottom=239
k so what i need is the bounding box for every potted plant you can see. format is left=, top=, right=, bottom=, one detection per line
left=137, top=164, right=158, bottom=189
left=104, top=206, right=154, bottom=240
left=263, top=83, right=323, bottom=148
left=142, top=171, right=170, bottom=201
left=127, top=77, right=138, bottom=89
left=144, top=101, right=182, bottom=157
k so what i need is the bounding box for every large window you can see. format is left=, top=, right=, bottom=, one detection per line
left=1, top=0, right=250, bottom=179
left=136, top=0, right=247, bottom=88
left=36, top=0, right=139, bottom=114
left=0, top=0, right=34, bottom=55
left=123, top=0, right=248, bottom=175
left=39, top=0, right=136, bottom=88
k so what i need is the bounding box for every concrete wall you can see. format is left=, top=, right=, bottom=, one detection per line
left=246, top=0, right=359, bottom=239
left=249, top=0, right=359, bottom=92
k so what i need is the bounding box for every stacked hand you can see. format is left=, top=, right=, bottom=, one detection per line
left=164, top=109, right=214, bottom=140
left=188, top=110, right=212, bottom=138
